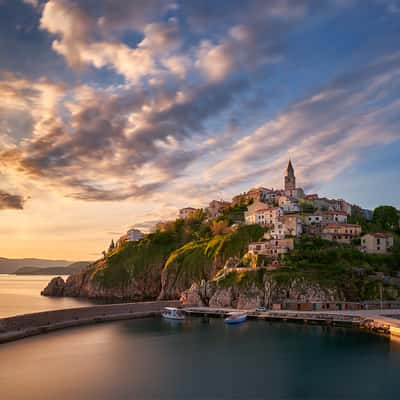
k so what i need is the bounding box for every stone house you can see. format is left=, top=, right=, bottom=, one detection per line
left=278, top=196, right=300, bottom=213
left=321, top=223, right=362, bottom=244
left=206, top=200, right=231, bottom=218
left=280, top=214, right=303, bottom=237
left=321, top=211, right=348, bottom=225
left=361, top=233, right=394, bottom=254
left=245, top=206, right=283, bottom=227
left=248, top=238, right=294, bottom=258
left=127, top=228, right=144, bottom=242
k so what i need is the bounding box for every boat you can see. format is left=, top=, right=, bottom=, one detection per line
left=224, top=311, right=248, bottom=324
left=161, top=307, right=185, bottom=320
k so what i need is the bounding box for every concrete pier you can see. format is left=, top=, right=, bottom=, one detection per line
left=183, top=307, right=400, bottom=338
left=0, top=300, right=180, bottom=344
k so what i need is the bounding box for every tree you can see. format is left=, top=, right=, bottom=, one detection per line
left=373, top=206, right=399, bottom=231
left=210, top=219, right=230, bottom=235
left=108, top=239, right=115, bottom=252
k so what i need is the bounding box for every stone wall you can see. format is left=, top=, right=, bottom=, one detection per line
left=0, top=300, right=180, bottom=344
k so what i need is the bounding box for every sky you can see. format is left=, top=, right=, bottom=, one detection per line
left=0, top=0, right=399, bottom=260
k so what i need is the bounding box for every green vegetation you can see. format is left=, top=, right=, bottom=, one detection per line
left=162, top=224, right=265, bottom=290
left=90, top=199, right=400, bottom=302
left=218, top=269, right=266, bottom=289
left=221, top=202, right=249, bottom=224
left=94, top=229, right=185, bottom=288
left=373, top=205, right=400, bottom=232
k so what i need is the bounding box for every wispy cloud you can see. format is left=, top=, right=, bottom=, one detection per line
left=0, top=190, right=25, bottom=210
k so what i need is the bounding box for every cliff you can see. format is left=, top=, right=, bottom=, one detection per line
left=42, top=222, right=400, bottom=304
left=159, top=225, right=264, bottom=299
left=42, top=224, right=264, bottom=301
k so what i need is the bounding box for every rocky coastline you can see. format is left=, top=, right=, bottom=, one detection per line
left=179, top=277, right=339, bottom=309
left=42, top=260, right=341, bottom=309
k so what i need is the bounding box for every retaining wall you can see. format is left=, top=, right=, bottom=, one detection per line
left=0, top=300, right=180, bottom=344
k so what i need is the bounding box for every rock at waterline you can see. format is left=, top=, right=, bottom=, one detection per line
left=41, top=276, right=66, bottom=297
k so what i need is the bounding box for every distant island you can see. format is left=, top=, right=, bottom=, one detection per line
left=0, top=258, right=91, bottom=275
left=14, top=262, right=91, bottom=276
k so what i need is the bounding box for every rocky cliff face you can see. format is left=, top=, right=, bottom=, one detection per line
left=180, top=276, right=340, bottom=309
left=42, top=259, right=162, bottom=301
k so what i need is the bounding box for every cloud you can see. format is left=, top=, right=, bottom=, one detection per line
left=202, top=52, right=400, bottom=192
left=0, top=190, right=25, bottom=210
left=2, top=0, right=400, bottom=210
left=0, top=72, right=248, bottom=201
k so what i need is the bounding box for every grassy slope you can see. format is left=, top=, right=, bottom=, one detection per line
left=218, top=236, right=400, bottom=301
left=93, top=229, right=186, bottom=288
left=162, top=225, right=265, bottom=290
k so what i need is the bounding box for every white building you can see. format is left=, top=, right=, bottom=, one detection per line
left=361, top=233, right=394, bottom=254
left=127, top=228, right=144, bottom=242
left=304, top=214, right=323, bottom=225
left=278, top=196, right=300, bottom=213
left=245, top=207, right=283, bottom=227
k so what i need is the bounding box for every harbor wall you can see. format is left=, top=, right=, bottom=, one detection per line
left=0, top=300, right=180, bottom=344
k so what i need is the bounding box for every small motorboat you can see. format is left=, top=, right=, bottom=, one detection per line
left=224, top=311, right=248, bottom=325
left=161, top=307, right=185, bottom=320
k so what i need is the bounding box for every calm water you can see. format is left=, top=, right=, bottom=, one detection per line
left=0, top=275, right=94, bottom=317
left=1, top=317, right=400, bottom=400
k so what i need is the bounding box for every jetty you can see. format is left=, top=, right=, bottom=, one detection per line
left=183, top=307, right=400, bottom=338
left=0, top=300, right=180, bottom=344
left=2, top=302, right=400, bottom=344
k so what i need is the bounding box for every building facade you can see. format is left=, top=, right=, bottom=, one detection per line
left=206, top=200, right=230, bottom=218
left=127, top=228, right=144, bottom=242
left=361, top=233, right=394, bottom=254
left=245, top=206, right=283, bottom=227
left=321, top=224, right=361, bottom=244
left=248, top=238, right=294, bottom=257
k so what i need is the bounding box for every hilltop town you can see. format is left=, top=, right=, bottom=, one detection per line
left=43, top=161, right=400, bottom=310
left=120, top=160, right=396, bottom=264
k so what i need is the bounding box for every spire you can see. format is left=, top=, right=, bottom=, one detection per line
left=284, top=159, right=296, bottom=191
left=286, top=159, right=294, bottom=177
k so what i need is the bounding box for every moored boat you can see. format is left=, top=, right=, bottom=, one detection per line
left=224, top=312, right=248, bottom=324
left=161, top=307, right=185, bottom=320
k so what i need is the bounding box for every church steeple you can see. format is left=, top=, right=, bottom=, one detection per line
left=284, top=159, right=296, bottom=191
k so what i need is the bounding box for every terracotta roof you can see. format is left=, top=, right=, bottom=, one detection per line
left=323, top=223, right=361, bottom=229
left=364, top=232, right=393, bottom=239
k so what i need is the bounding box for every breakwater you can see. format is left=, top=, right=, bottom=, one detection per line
left=184, top=307, right=400, bottom=338
left=0, top=300, right=180, bottom=344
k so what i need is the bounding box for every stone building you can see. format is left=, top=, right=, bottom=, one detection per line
left=321, top=223, right=361, bottom=244
left=284, top=159, right=296, bottom=191
left=206, top=200, right=230, bottom=218
left=244, top=206, right=283, bottom=227
left=248, top=238, right=294, bottom=257
left=127, top=228, right=144, bottom=242
left=283, top=159, right=304, bottom=199
left=361, top=233, right=394, bottom=254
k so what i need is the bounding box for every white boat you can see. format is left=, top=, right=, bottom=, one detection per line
left=224, top=311, right=248, bottom=324
left=161, top=307, right=185, bottom=320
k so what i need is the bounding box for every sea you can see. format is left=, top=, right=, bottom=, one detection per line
left=1, top=275, right=400, bottom=399
left=0, top=274, right=94, bottom=317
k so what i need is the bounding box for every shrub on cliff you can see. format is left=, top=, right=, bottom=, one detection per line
left=161, top=224, right=265, bottom=294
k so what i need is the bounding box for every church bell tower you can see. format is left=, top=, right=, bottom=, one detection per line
left=284, top=159, right=296, bottom=191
